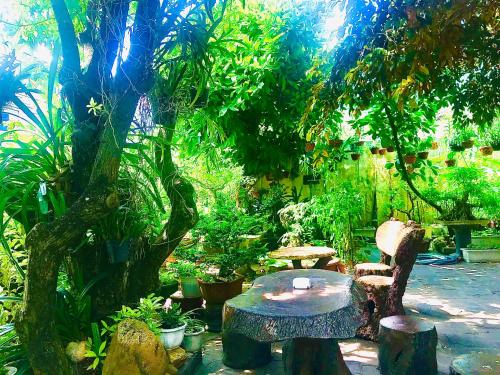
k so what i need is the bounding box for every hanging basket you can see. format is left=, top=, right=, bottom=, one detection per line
left=378, top=148, right=387, bottom=155
left=445, top=159, right=456, bottom=167
left=350, top=153, right=361, bottom=161
left=417, top=151, right=429, bottom=160
left=479, top=146, right=493, bottom=156
left=461, top=139, right=474, bottom=149
left=328, top=139, right=343, bottom=149
left=404, top=154, right=417, bottom=164
left=370, top=147, right=379, bottom=155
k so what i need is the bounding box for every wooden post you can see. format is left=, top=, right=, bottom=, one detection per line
left=378, top=315, right=437, bottom=375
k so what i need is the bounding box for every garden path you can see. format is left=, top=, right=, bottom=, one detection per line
left=195, top=262, right=500, bottom=375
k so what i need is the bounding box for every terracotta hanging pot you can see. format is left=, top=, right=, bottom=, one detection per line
left=305, top=142, right=315, bottom=152
left=356, top=140, right=365, bottom=146
left=370, top=147, right=379, bottom=155
left=479, top=146, right=493, bottom=156
left=386, top=146, right=395, bottom=152
left=404, top=154, right=417, bottom=164
left=351, top=153, right=361, bottom=161
left=445, top=159, right=456, bottom=167
left=461, top=139, right=474, bottom=149
left=328, top=139, right=343, bottom=149
left=378, top=148, right=387, bottom=155
left=417, top=151, right=429, bottom=160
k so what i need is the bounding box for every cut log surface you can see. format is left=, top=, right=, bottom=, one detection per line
left=378, top=315, right=437, bottom=375
left=223, top=269, right=367, bottom=342
left=268, top=246, right=336, bottom=260
left=354, top=263, right=392, bottom=279
left=357, top=275, right=394, bottom=288
left=450, top=352, right=500, bottom=375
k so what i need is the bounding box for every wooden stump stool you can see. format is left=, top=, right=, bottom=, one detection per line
left=354, top=263, right=392, bottom=279
left=282, top=338, right=350, bottom=375
left=222, top=331, right=272, bottom=369
left=449, top=352, right=500, bottom=375
left=356, top=275, right=393, bottom=341
left=378, top=315, right=437, bottom=375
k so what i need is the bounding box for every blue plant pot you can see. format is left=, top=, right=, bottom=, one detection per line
left=106, top=239, right=131, bottom=263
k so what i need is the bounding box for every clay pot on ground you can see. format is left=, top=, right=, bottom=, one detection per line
left=328, top=139, right=343, bottom=149
left=431, top=141, right=439, bottom=150
left=369, top=147, right=379, bottom=155
left=198, top=276, right=244, bottom=304
left=461, top=139, right=474, bottom=149
left=305, top=142, right=315, bottom=152
left=351, top=153, right=361, bottom=161
left=386, top=146, right=395, bottom=153
left=404, top=154, right=417, bottom=164
left=417, top=151, right=429, bottom=160
left=378, top=148, right=387, bottom=155
left=479, top=146, right=493, bottom=156
left=445, top=159, right=456, bottom=167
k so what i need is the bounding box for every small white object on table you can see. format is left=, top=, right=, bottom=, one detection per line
left=293, top=277, right=311, bottom=289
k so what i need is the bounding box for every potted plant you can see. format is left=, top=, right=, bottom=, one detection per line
left=460, top=128, right=475, bottom=149
left=404, top=154, right=417, bottom=164
left=305, top=142, right=315, bottom=152
left=479, top=146, right=493, bottom=155
left=158, top=303, right=187, bottom=349
left=448, top=134, right=465, bottom=151
left=169, top=261, right=202, bottom=298
left=182, top=314, right=206, bottom=352
left=95, top=206, right=147, bottom=264
left=198, top=252, right=246, bottom=305
left=368, top=141, right=380, bottom=155
left=445, top=152, right=456, bottom=167
left=378, top=147, right=387, bottom=155
left=158, top=270, right=179, bottom=299
left=417, top=137, right=432, bottom=159
left=328, top=138, right=343, bottom=149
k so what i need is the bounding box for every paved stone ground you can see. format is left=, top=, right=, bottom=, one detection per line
left=194, top=263, right=500, bottom=374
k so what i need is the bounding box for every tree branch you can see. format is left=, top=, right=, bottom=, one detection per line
left=383, top=103, right=443, bottom=214
left=50, top=0, right=81, bottom=81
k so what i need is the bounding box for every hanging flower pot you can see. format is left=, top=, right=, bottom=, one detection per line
left=431, top=141, right=439, bottom=150
left=356, top=140, right=365, bottom=146
left=406, top=166, right=415, bottom=174
left=350, top=153, right=361, bottom=161
left=370, top=147, right=379, bottom=155
left=386, top=146, right=395, bottom=153
left=404, top=154, right=417, bottom=164
left=378, top=148, right=387, bottom=155
left=461, top=139, right=474, bottom=149
left=305, top=142, right=315, bottom=152
left=106, top=239, right=132, bottom=264
left=328, top=139, right=343, bottom=149
left=417, top=151, right=429, bottom=160
left=445, top=159, right=456, bottom=167
left=479, top=146, right=493, bottom=156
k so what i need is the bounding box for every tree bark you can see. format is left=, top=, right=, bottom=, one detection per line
left=16, top=185, right=118, bottom=374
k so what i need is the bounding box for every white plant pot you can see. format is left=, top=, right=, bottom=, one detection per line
left=182, top=329, right=205, bottom=352
left=159, top=324, right=186, bottom=349
left=462, top=248, right=500, bottom=263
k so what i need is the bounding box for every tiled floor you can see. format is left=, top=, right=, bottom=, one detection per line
left=195, top=263, right=500, bottom=374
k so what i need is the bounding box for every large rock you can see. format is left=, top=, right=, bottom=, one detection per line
left=103, top=319, right=177, bottom=375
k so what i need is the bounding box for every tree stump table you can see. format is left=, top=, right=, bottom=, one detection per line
left=222, top=269, right=367, bottom=374
left=378, top=315, right=437, bottom=375
left=268, top=246, right=337, bottom=269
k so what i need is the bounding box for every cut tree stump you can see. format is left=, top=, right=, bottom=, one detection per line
left=222, top=331, right=272, bottom=369
left=354, top=263, right=392, bottom=279
left=282, top=338, right=350, bottom=375
left=449, top=352, right=500, bottom=375
left=378, top=315, right=437, bottom=375
left=356, top=275, right=393, bottom=341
